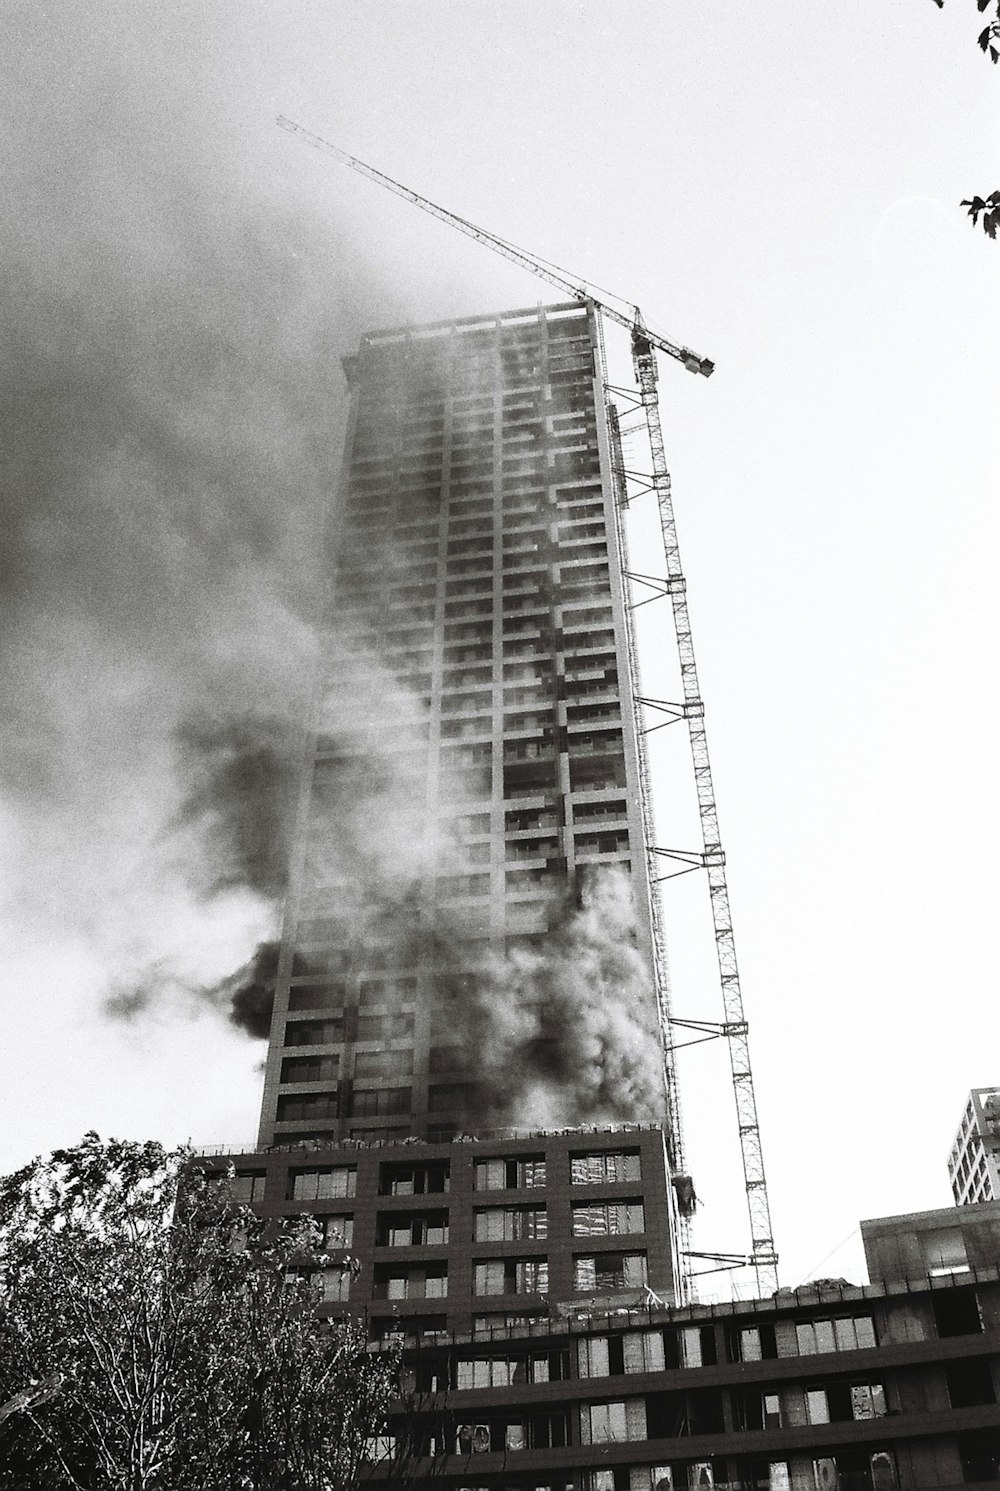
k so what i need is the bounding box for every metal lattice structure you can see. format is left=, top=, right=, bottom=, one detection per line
left=277, top=115, right=778, bottom=1295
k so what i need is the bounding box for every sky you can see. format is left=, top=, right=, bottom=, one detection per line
left=1, top=0, right=997, bottom=1294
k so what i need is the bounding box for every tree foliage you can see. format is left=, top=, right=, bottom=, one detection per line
left=932, top=0, right=999, bottom=235
left=960, top=190, right=1000, bottom=235
left=0, top=1134, right=397, bottom=1490
left=932, top=0, right=1000, bottom=61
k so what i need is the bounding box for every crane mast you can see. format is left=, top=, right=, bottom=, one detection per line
left=279, top=116, right=777, bottom=1295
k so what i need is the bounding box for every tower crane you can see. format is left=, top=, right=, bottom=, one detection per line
left=277, top=115, right=778, bottom=1297
left=276, top=116, right=713, bottom=380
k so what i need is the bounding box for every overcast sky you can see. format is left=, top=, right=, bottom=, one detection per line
left=1, top=0, right=997, bottom=1293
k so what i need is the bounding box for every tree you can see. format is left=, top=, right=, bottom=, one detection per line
left=0, top=1134, right=397, bottom=1490
left=932, top=0, right=1000, bottom=234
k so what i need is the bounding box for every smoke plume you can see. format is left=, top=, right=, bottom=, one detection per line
left=0, top=6, right=406, bottom=1036
left=436, top=868, right=666, bottom=1127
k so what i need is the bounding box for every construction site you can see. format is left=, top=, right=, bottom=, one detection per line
left=199, top=122, right=1000, bottom=1488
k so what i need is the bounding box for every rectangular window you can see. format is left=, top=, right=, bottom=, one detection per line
left=311, top=1266, right=351, bottom=1303
left=474, top=1206, right=547, bottom=1241
left=580, top=1399, right=646, bottom=1445
left=933, top=1288, right=983, bottom=1338
left=379, top=1162, right=450, bottom=1196
left=806, top=1388, right=830, bottom=1425
left=351, top=1086, right=411, bottom=1117
left=284, top=1018, right=344, bottom=1045
left=276, top=1092, right=339, bottom=1122
left=797, top=1316, right=875, bottom=1354
left=473, top=1258, right=549, bottom=1296
left=320, top=1214, right=353, bottom=1247
left=289, top=1167, right=356, bottom=1201
left=280, top=1054, right=339, bottom=1084
left=474, top=1156, right=547, bottom=1190
left=381, top=1212, right=449, bottom=1247
left=228, top=1172, right=266, bottom=1203
left=577, top=1335, right=612, bottom=1378
left=573, top=1252, right=647, bottom=1292
left=622, top=1329, right=666, bottom=1373
left=379, top=1266, right=448, bottom=1301
left=572, top=1201, right=645, bottom=1236
left=355, top=1012, right=414, bottom=1042
left=354, top=1048, right=413, bottom=1078
left=571, top=1151, right=641, bottom=1184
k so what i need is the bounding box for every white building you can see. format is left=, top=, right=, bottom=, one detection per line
left=948, top=1088, right=1000, bottom=1204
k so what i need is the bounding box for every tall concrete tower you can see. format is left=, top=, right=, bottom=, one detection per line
left=257, top=301, right=671, bottom=1156
left=221, top=301, right=689, bottom=1332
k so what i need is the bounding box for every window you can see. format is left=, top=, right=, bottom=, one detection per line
left=475, top=1206, right=547, bottom=1241
left=377, top=1264, right=448, bottom=1300
left=921, top=1226, right=971, bottom=1276
left=577, top=1336, right=611, bottom=1377
left=574, top=1253, right=647, bottom=1292
left=310, top=1266, right=352, bottom=1303
left=730, top=1323, right=778, bottom=1362
left=289, top=1167, right=356, bottom=1201
left=933, top=1287, right=983, bottom=1337
left=354, top=1048, right=413, bottom=1078
left=379, top=1212, right=449, bottom=1247
left=571, top=1151, right=641, bottom=1184
left=625, top=1330, right=667, bottom=1373
left=474, top=1155, right=547, bottom=1190
left=230, top=1172, right=266, bottom=1203
left=379, top=1162, right=450, bottom=1196
left=733, top=1390, right=783, bottom=1430
left=946, top=1358, right=996, bottom=1408
left=320, top=1214, right=353, bottom=1247
left=958, top=1428, right=1000, bottom=1482
left=806, top=1382, right=888, bottom=1425
left=572, top=1201, right=645, bottom=1236
left=452, top=1353, right=562, bottom=1390
left=473, top=1258, right=549, bottom=1296
left=810, top=1452, right=896, bottom=1491
left=580, top=1400, right=646, bottom=1444
left=795, top=1316, right=876, bottom=1354
left=280, top=1054, right=339, bottom=1084
left=850, top=1384, right=888, bottom=1420
left=356, top=1012, right=414, bottom=1042
left=284, top=1018, right=343, bottom=1045
left=472, top=1311, right=545, bottom=1337
left=276, top=1092, right=339, bottom=1122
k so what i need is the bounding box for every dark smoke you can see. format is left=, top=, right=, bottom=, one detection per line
left=0, top=9, right=416, bottom=1032
left=174, top=714, right=301, bottom=901
left=431, top=867, right=666, bottom=1127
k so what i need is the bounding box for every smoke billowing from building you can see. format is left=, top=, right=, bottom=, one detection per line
left=441, top=870, right=666, bottom=1127
left=0, top=7, right=405, bottom=1038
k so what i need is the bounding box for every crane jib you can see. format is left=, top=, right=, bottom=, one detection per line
left=276, top=115, right=714, bottom=377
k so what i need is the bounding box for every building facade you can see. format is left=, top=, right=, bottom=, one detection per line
left=223, top=301, right=690, bottom=1318
left=257, top=299, right=669, bottom=1154
left=207, top=1150, right=1000, bottom=1489
left=356, top=1201, right=1000, bottom=1489
left=949, top=1092, right=1000, bottom=1207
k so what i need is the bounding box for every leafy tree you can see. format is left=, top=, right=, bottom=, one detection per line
left=932, top=0, right=1000, bottom=61
left=932, top=0, right=1000, bottom=233
left=0, top=1134, right=397, bottom=1490
left=960, top=190, right=1000, bottom=236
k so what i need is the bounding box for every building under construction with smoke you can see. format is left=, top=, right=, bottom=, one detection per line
left=251, top=298, right=691, bottom=1313
left=206, top=299, right=1000, bottom=1484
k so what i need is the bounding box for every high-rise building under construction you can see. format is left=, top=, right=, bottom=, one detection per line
left=258, top=299, right=670, bottom=1151
left=238, top=299, right=691, bottom=1323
